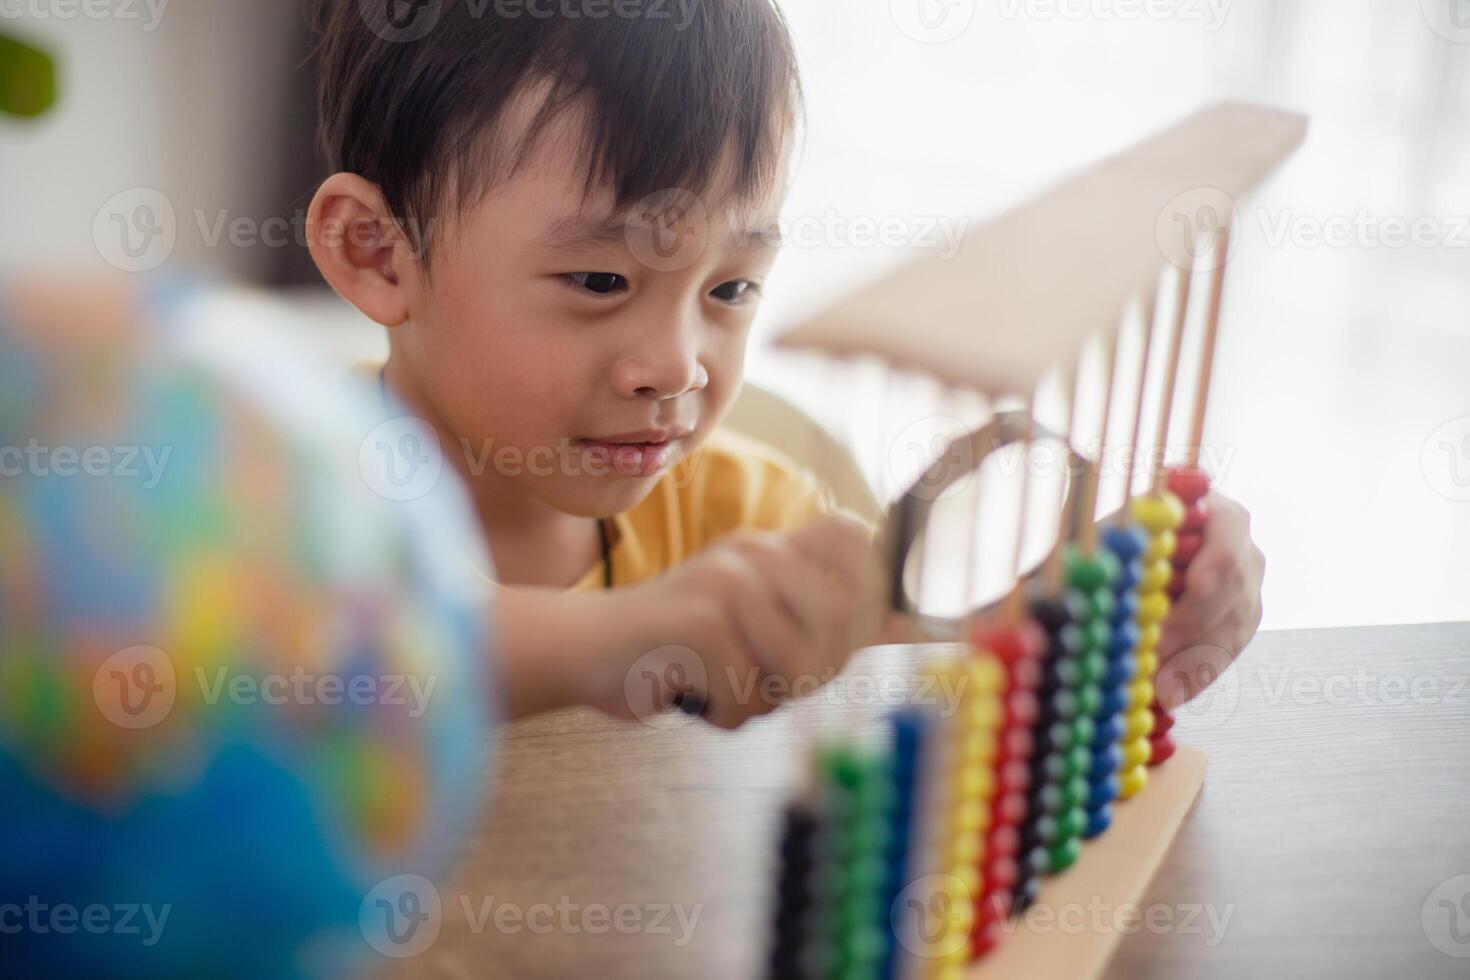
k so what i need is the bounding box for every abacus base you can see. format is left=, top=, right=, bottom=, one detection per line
left=970, top=746, right=1207, bottom=980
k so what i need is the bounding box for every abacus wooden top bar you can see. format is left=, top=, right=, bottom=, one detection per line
left=775, top=102, right=1308, bottom=396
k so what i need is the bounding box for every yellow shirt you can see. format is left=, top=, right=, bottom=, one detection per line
left=568, top=427, right=833, bottom=591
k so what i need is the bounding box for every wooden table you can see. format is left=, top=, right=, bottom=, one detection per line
left=396, top=623, right=1470, bottom=979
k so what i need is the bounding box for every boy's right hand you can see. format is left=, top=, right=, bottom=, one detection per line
left=587, top=511, right=890, bottom=729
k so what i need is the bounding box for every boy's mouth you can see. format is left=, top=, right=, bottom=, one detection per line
left=577, top=428, right=691, bottom=478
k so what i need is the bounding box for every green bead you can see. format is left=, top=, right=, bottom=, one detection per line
left=1048, top=836, right=1083, bottom=873
left=1064, top=546, right=1111, bottom=590
left=1060, top=775, right=1089, bottom=810
left=1077, top=684, right=1102, bottom=718
left=1069, top=715, right=1096, bottom=747
left=1088, top=586, right=1116, bottom=621
left=1081, top=619, right=1111, bottom=653
left=1078, top=651, right=1106, bottom=685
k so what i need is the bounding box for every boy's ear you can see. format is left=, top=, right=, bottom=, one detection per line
left=306, top=172, right=416, bottom=328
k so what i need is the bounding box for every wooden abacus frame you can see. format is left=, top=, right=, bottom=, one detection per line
left=771, top=102, right=1307, bottom=980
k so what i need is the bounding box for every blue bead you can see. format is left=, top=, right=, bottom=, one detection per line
left=1084, top=805, right=1113, bottom=839
left=1101, top=687, right=1127, bottom=715
left=1113, top=559, right=1142, bottom=592
left=1107, top=619, right=1139, bottom=654
left=1103, top=524, right=1148, bottom=561
left=1094, top=712, right=1124, bottom=745
left=1089, top=744, right=1122, bottom=779
left=1105, top=655, right=1136, bottom=687
left=1088, top=774, right=1119, bottom=806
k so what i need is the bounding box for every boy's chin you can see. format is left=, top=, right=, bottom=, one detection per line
left=541, top=474, right=663, bottom=519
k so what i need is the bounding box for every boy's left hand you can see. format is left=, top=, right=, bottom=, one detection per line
left=1154, top=491, right=1265, bottom=711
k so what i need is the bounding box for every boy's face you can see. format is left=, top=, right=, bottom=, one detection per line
left=392, top=114, right=787, bottom=519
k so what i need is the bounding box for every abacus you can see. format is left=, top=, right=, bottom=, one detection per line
left=763, top=103, right=1307, bottom=980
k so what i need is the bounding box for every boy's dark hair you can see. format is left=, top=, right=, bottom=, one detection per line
left=311, top=0, right=803, bottom=269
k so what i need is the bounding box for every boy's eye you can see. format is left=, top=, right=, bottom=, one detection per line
left=565, top=272, right=629, bottom=295
left=711, top=280, right=760, bottom=304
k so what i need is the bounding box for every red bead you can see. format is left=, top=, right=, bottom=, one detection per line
left=996, top=791, right=1029, bottom=825
left=1166, top=467, right=1211, bottom=504
left=987, top=824, right=1020, bottom=858
left=985, top=856, right=1019, bottom=892
left=1167, top=571, right=1186, bottom=600
left=974, top=619, right=1046, bottom=665
left=971, top=918, right=1005, bottom=957
left=1151, top=701, right=1176, bottom=732
left=999, top=760, right=1031, bottom=795
left=1148, top=733, right=1177, bottom=765
left=1011, top=657, right=1043, bottom=692
left=1172, top=530, right=1204, bottom=568
left=1005, top=690, right=1039, bottom=728
left=1180, top=501, right=1210, bottom=532
left=1001, top=727, right=1035, bottom=764
left=977, top=889, right=1013, bottom=926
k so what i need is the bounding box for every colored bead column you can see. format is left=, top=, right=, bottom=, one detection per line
left=1062, top=543, right=1123, bottom=841
left=1119, top=491, right=1183, bottom=795
left=925, top=657, right=1003, bottom=979
left=1015, top=589, right=1090, bottom=914
left=767, top=802, right=819, bottom=980
left=1151, top=466, right=1212, bottom=765
left=877, top=709, right=927, bottom=980
left=820, top=748, right=893, bottom=980
left=1089, top=524, right=1146, bottom=835
left=969, top=618, right=1044, bottom=959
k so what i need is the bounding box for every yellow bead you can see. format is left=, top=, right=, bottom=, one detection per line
left=1130, top=492, right=1184, bottom=534
left=1136, top=622, right=1161, bottom=650
left=951, top=865, right=982, bottom=899
left=1124, top=707, right=1155, bottom=741
left=1144, top=529, right=1178, bottom=562
left=967, top=657, right=1005, bottom=696
left=962, top=729, right=998, bottom=767
left=944, top=832, right=980, bottom=867
left=1128, top=677, right=1155, bottom=711
left=1121, top=736, right=1151, bottom=770
left=931, top=968, right=965, bottom=980
left=954, top=765, right=995, bottom=802
left=1139, top=558, right=1172, bottom=593
left=1118, top=764, right=1148, bottom=799
left=1136, top=590, right=1171, bottom=626
left=954, top=797, right=988, bottom=835
left=967, top=695, right=1003, bottom=730
left=1136, top=650, right=1159, bottom=677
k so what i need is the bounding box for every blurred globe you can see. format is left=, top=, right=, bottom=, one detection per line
left=0, top=276, right=496, bottom=978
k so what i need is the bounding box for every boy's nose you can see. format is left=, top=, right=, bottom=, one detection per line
left=611, top=339, right=708, bottom=401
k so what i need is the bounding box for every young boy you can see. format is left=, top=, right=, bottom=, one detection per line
left=304, top=0, right=1265, bottom=729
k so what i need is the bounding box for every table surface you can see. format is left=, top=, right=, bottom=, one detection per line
left=396, top=622, right=1470, bottom=980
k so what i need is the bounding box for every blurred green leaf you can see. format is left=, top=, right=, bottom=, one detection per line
left=0, top=32, right=57, bottom=118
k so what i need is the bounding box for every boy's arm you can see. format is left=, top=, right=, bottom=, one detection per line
left=495, top=511, right=890, bottom=728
